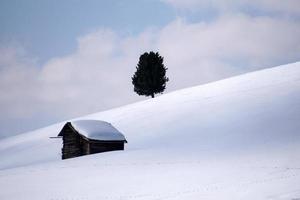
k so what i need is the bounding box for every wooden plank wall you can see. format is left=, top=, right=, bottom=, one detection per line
left=90, top=141, right=124, bottom=154
left=61, top=125, right=83, bottom=159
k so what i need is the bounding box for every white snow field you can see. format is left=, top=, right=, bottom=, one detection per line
left=0, top=62, right=300, bottom=200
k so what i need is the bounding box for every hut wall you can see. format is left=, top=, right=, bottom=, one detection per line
left=61, top=125, right=83, bottom=159
left=80, top=138, right=90, bottom=155
left=89, top=141, right=124, bottom=154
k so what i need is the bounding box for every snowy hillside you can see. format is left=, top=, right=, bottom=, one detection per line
left=0, top=62, right=300, bottom=200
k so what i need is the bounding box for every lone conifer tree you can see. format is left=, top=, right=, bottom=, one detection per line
left=132, top=51, right=169, bottom=98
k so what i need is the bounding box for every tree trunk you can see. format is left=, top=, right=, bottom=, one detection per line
left=151, top=93, right=154, bottom=98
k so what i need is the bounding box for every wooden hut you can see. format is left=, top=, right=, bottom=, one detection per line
left=58, top=120, right=127, bottom=159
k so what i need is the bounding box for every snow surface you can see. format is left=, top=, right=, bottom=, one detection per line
left=69, top=120, right=126, bottom=141
left=0, top=62, right=300, bottom=200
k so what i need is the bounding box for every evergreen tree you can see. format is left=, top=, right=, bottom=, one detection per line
left=132, top=51, right=169, bottom=98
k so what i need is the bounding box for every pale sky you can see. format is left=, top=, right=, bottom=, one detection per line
left=1, top=0, right=300, bottom=138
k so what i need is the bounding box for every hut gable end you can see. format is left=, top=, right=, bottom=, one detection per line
left=60, top=123, right=84, bottom=159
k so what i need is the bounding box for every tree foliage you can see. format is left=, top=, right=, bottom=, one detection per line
left=132, top=51, right=169, bottom=98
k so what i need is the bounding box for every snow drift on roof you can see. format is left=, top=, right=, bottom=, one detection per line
left=70, top=120, right=126, bottom=141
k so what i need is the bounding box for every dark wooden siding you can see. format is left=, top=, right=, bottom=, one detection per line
left=61, top=123, right=83, bottom=159
left=89, top=141, right=124, bottom=154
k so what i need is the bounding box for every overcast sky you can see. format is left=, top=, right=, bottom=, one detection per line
left=1, top=0, right=300, bottom=138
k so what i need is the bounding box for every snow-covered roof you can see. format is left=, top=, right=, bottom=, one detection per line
left=68, top=120, right=126, bottom=141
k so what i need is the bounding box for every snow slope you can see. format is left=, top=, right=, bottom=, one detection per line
left=0, top=62, right=300, bottom=200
